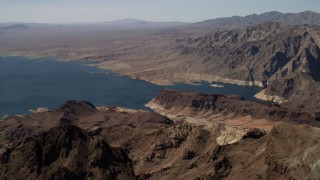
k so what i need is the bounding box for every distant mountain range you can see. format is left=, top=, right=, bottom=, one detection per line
left=0, top=19, right=187, bottom=30
left=106, top=18, right=150, bottom=24
left=2, top=11, right=320, bottom=30
left=0, top=24, right=28, bottom=30
left=194, top=11, right=320, bottom=28
left=103, top=18, right=187, bottom=28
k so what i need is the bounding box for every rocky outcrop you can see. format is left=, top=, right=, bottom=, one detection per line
left=55, top=100, right=97, bottom=114
left=242, top=128, right=267, bottom=139
left=263, top=123, right=320, bottom=179
left=29, top=107, right=50, bottom=113
left=147, top=89, right=320, bottom=125
left=209, top=122, right=320, bottom=179
left=55, top=100, right=98, bottom=120
left=0, top=125, right=135, bottom=180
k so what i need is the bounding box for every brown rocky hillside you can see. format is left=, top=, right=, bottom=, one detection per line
left=0, top=97, right=320, bottom=179
left=0, top=125, right=135, bottom=180
left=174, top=22, right=320, bottom=107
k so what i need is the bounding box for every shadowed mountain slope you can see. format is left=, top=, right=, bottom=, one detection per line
left=0, top=125, right=135, bottom=180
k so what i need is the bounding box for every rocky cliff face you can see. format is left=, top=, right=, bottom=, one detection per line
left=0, top=125, right=135, bottom=180
left=176, top=22, right=320, bottom=107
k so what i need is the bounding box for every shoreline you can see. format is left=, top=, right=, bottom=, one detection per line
left=0, top=54, right=281, bottom=104
left=93, top=68, right=281, bottom=104
left=254, top=90, right=287, bottom=104
left=0, top=53, right=264, bottom=87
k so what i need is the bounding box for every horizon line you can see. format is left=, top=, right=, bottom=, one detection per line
left=0, top=10, right=318, bottom=24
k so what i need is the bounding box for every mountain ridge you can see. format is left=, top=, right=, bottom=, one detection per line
left=165, top=22, right=320, bottom=108
left=0, top=125, right=136, bottom=179
left=194, top=11, right=320, bottom=28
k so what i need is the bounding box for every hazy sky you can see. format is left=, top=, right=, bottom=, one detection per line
left=1, top=0, right=320, bottom=23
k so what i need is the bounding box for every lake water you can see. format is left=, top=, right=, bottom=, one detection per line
left=0, top=56, right=262, bottom=116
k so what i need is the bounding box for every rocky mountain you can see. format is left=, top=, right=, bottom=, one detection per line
left=0, top=95, right=320, bottom=179
left=73, top=20, right=320, bottom=109
left=0, top=125, right=135, bottom=180
left=173, top=22, right=320, bottom=108
left=194, top=11, right=320, bottom=28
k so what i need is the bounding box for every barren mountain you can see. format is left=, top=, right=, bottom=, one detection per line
left=0, top=92, right=320, bottom=179
left=0, top=125, right=135, bottom=180
left=89, top=22, right=320, bottom=108
left=173, top=22, right=320, bottom=108
left=194, top=11, right=320, bottom=28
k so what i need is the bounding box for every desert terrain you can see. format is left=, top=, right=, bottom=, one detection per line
left=1, top=11, right=320, bottom=108
left=1, top=90, right=320, bottom=179
left=1, top=11, right=320, bottom=179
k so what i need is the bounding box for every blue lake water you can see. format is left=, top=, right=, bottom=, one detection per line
left=0, top=56, right=262, bottom=116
